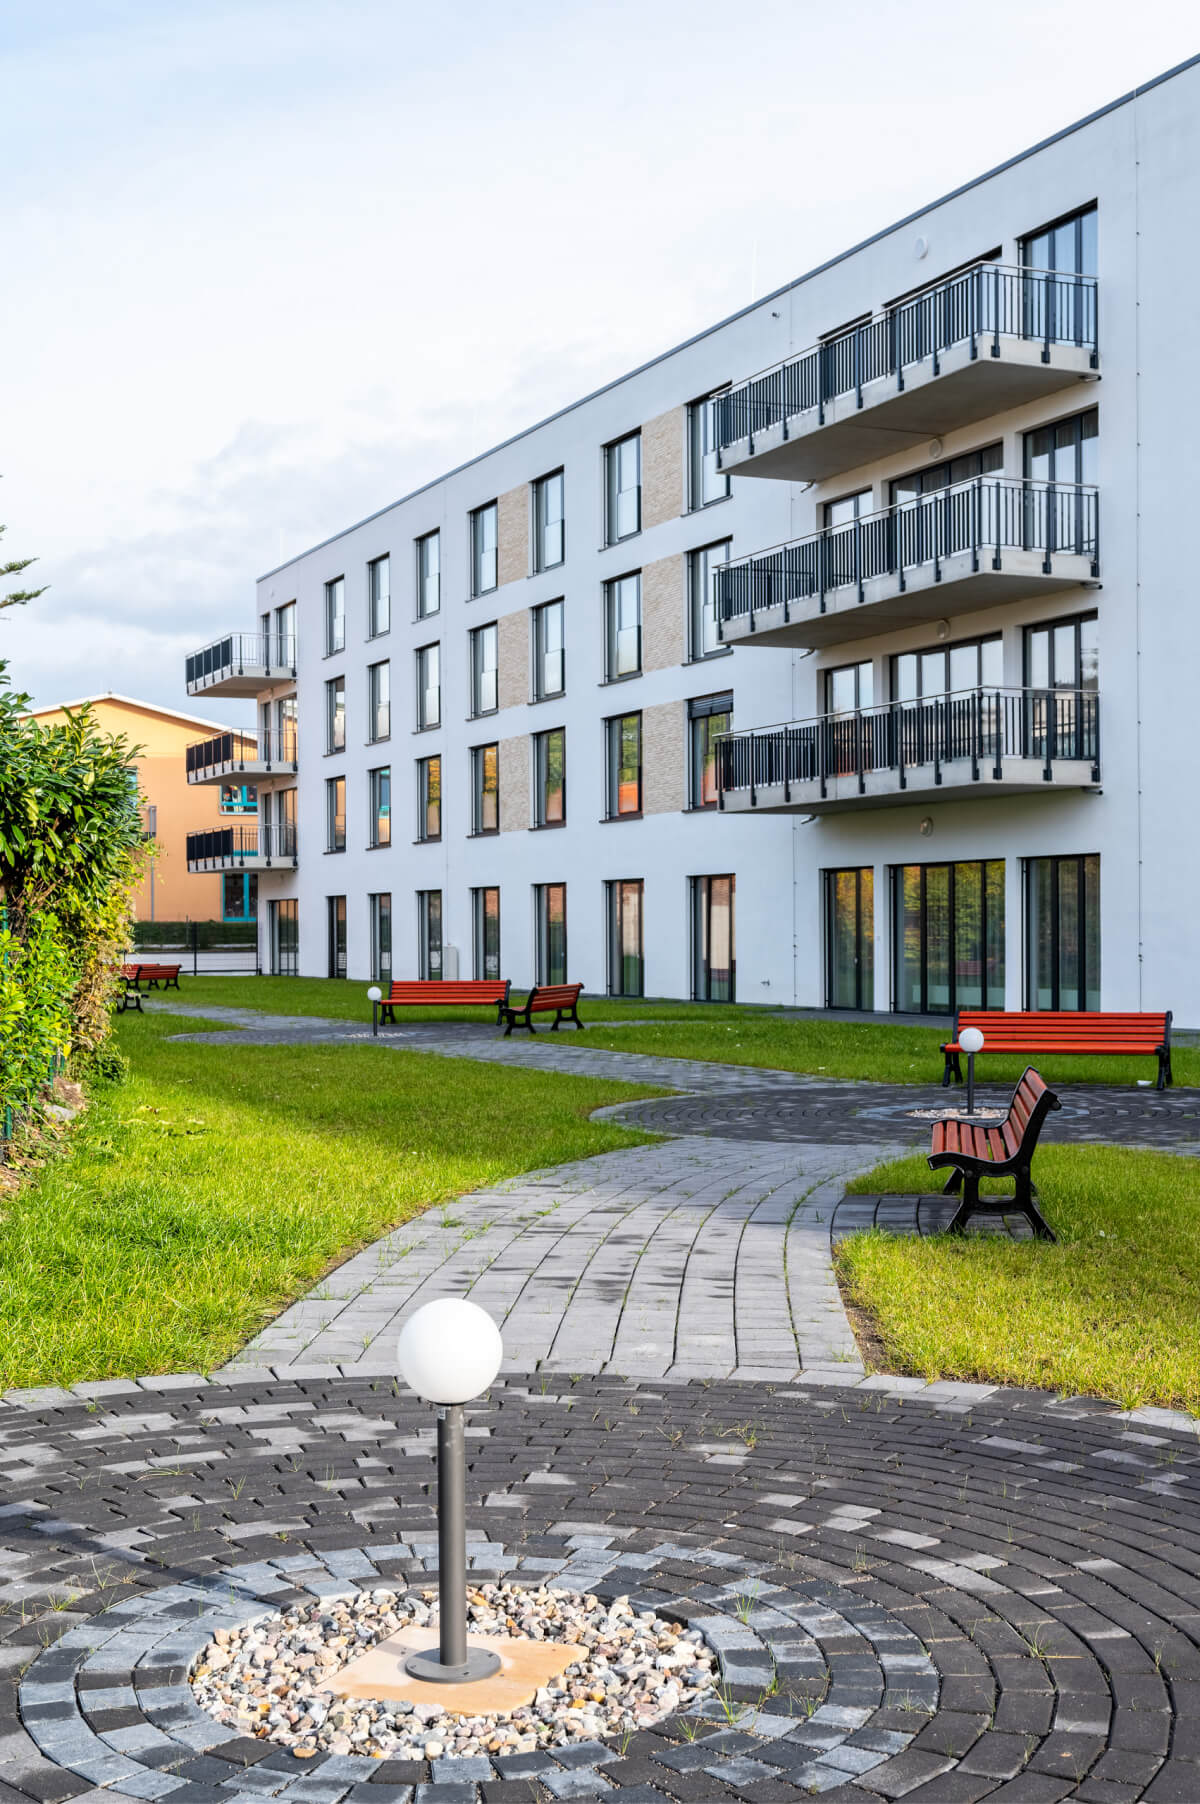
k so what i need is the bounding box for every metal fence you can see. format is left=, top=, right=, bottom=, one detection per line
left=186, top=824, right=298, bottom=866
left=185, top=631, right=297, bottom=688
left=185, top=729, right=298, bottom=777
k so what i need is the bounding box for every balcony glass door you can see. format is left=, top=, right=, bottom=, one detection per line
left=825, top=868, right=873, bottom=1010
left=893, top=860, right=1004, bottom=1014
left=1021, top=205, right=1097, bottom=345
left=1023, top=408, right=1097, bottom=556
left=1025, top=612, right=1098, bottom=761
left=1026, top=854, right=1100, bottom=1010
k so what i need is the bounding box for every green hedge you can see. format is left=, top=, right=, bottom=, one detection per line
left=131, top=920, right=257, bottom=950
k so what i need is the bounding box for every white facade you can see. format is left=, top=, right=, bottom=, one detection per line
left=187, top=56, right=1200, bottom=1023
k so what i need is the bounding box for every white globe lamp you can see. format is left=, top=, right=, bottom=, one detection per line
left=366, top=985, right=382, bottom=1036
left=397, top=1298, right=503, bottom=1404
left=958, top=1027, right=985, bottom=1114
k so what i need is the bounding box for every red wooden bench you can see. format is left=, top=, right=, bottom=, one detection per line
left=500, top=983, right=585, bottom=1036
left=942, top=1008, right=1173, bottom=1091
left=121, top=962, right=182, bottom=992
left=929, top=1066, right=1060, bottom=1240
left=377, top=979, right=510, bottom=1025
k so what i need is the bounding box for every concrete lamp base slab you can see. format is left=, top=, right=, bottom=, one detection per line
left=325, top=1623, right=586, bottom=1713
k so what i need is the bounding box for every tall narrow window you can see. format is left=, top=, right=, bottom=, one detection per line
left=470, top=623, right=499, bottom=716
left=892, top=861, right=1005, bottom=1015
left=325, top=677, right=345, bottom=753
left=534, top=470, right=565, bottom=571
left=471, top=743, right=499, bottom=835
left=605, top=573, right=641, bottom=679
left=689, top=693, right=732, bottom=809
left=418, top=755, right=441, bottom=842
left=268, top=899, right=298, bottom=976
left=825, top=661, right=874, bottom=714
left=369, top=893, right=392, bottom=982
left=1022, top=409, right=1098, bottom=556
left=416, top=644, right=440, bottom=729
left=533, top=727, right=566, bottom=826
left=689, top=395, right=730, bottom=510
left=368, top=766, right=391, bottom=848
left=692, top=875, right=735, bottom=1002
left=535, top=883, right=567, bottom=984
left=533, top=599, right=565, bottom=700
left=1020, top=204, right=1097, bottom=345
left=688, top=541, right=731, bottom=660
left=1024, top=612, right=1099, bottom=762
left=416, top=531, right=441, bottom=618
left=471, top=502, right=498, bottom=596
left=606, top=433, right=641, bottom=543
left=472, top=887, right=501, bottom=980
left=275, top=694, right=298, bottom=762
left=274, top=601, right=296, bottom=666
left=606, top=713, right=642, bottom=818
left=418, top=890, right=443, bottom=979
left=368, top=556, right=391, bottom=637
left=1026, top=854, right=1100, bottom=1011
left=368, top=659, right=391, bottom=741
left=825, top=869, right=874, bottom=1011
left=608, top=880, right=644, bottom=997
left=222, top=872, right=257, bottom=923
left=325, top=577, right=345, bottom=655
left=327, top=896, right=347, bottom=979
left=892, top=635, right=1001, bottom=702
left=326, top=776, right=346, bottom=852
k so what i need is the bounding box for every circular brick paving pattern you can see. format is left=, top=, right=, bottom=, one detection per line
left=4, top=1372, right=1200, bottom=1802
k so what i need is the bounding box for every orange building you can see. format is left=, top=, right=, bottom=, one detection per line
left=22, top=694, right=258, bottom=924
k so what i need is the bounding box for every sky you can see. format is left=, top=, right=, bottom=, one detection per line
left=3, top=0, right=1198, bottom=726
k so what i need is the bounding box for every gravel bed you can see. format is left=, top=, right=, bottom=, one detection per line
left=190, top=1583, right=718, bottom=1759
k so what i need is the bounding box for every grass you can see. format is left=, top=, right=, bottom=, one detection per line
left=157, top=977, right=1199, bottom=1088
left=837, top=1144, right=1200, bottom=1412
left=0, top=1011, right=659, bottom=1389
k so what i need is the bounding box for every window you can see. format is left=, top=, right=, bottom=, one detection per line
left=606, top=433, right=641, bottom=543
left=472, top=887, right=501, bottom=980
left=1025, top=612, right=1099, bottom=762
left=369, top=766, right=391, bottom=848
left=268, top=899, right=298, bottom=976
left=534, top=470, right=565, bottom=571
left=533, top=727, right=566, bottom=826
left=825, top=661, right=874, bottom=715
left=470, top=623, right=499, bottom=716
left=893, top=861, right=1005, bottom=1015
left=606, top=713, right=642, bottom=818
left=274, top=601, right=296, bottom=665
left=692, top=875, right=735, bottom=1002
left=368, top=659, right=391, bottom=741
left=275, top=694, right=298, bottom=761
left=689, top=395, right=730, bottom=510
left=219, top=783, right=257, bottom=815
left=325, top=677, right=345, bottom=753
left=416, top=643, right=441, bottom=729
left=689, top=693, right=731, bottom=809
left=605, top=573, right=641, bottom=679
left=222, top=872, right=257, bottom=924
left=368, top=556, right=391, bottom=637
left=1022, top=203, right=1097, bottom=277
left=327, top=896, right=347, bottom=978
left=370, top=893, right=392, bottom=983
left=890, top=444, right=1002, bottom=506
left=892, top=635, right=1001, bottom=702
left=418, top=890, right=443, bottom=979
left=825, top=869, right=874, bottom=1011
left=535, top=883, right=567, bottom=984
left=1023, top=409, right=1098, bottom=555
left=1021, top=204, right=1097, bottom=345
left=1026, top=854, right=1100, bottom=1011
left=471, top=501, right=498, bottom=596
left=326, top=775, right=346, bottom=852
left=471, top=743, right=499, bottom=835
left=533, top=599, right=565, bottom=700
left=418, top=755, right=442, bottom=841
left=689, top=541, right=731, bottom=660
left=607, top=880, right=644, bottom=997
left=325, top=577, right=345, bottom=655
left=416, top=531, right=441, bottom=618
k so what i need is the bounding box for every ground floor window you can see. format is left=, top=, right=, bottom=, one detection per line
left=222, top=871, right=257, bottom=923
left=268, top=899, right=298, bottom=976
left=607, top=879, right=644, bottom=997
left=825, top=868, right=873, bottom=1010
left=473, top=887, right=501, bottom=980
left=892, top=860, right=1005, bottom=1015
left=417, top=890, right=442, bottom=979
left=535, top=883, right=567, bottom=984
left=370, top=892, right=392, bottom=983
left=327, top=896, right=346, bottom=978
left=692, top=875, right=735, bottom=1001
left=1026, top=854, right=1100, bottom=1010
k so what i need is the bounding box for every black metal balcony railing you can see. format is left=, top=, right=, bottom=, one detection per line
left=186, top=632, right=296, bottom=687
left=715, top=262, right=1099, bottom=458
left=185, top=731, right=299, bottom=777
left=186, top=824, right=298, bottom=865
left=718, top=477, right=1098, bottom=629
left=716, top=687, right=1099, bottom=805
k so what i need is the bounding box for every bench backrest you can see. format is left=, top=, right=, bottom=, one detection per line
left=955, top=1008, right=1169, bottom=1052
left=386, top=980, right=509, bottom=1003
left=527, top=983, right=583, bottom=1010
left=1001, top=1067, right=1060, bottom=1159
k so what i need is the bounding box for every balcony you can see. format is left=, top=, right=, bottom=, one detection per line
left=718, top=477, right=1098, bottom=649
left=716, top=264, right=1098, bottom=483
left=186, top=730, right=299, bottom=784
left=186, top=825, right=298, bottom=871
left=186, top=632, right=296, bottom=697
left=716, top=687, right=1099, bottom=816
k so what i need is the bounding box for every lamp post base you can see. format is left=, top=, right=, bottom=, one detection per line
left=403, top=1645, right=502, bottom=1684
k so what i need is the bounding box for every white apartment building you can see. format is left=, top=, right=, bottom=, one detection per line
left=184, top=55, right=1200, bottom=1023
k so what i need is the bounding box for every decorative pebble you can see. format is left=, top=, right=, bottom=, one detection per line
left=190, top=1583, right=717, bottom=1758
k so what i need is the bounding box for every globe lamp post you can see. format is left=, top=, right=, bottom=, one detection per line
left=959, top=1026, right=985, bottom=1116
left=367, top=985, right=382, bottom=1037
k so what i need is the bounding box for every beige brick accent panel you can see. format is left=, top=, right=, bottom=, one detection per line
left=642, top=699, right=686, bottom=815
left=641, top=406, right=685, bottom=528
left=499, top=733, right=530, bottom=833
left=497, top=485, right=528, bottom=586
left=497, top=610, right=528, bottom=710
left=642, top=553, right=685, bottom=672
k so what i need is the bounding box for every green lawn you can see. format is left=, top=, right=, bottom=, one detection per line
left=160, top=978, right=1198, bottom=1088
left=0, top=1012, right=658, bottom=1389
left=837, top=1145, right=1200, bottom=1412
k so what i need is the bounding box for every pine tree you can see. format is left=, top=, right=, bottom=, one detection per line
left=0, top=509, right=47, bottom=612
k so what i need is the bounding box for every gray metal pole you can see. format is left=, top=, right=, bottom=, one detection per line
left=437, top=1406, right=467, bottom=1670
left=967, top=1051, right=975, bottom=1117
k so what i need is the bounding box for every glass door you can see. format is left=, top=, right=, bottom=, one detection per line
left=692, top=875, right=735, bottom=1002
left=825, top=868, right=873, bottom=1010
left=327, top=896, right=346, bottom=978
left=418, top=891, right=442, bottom=979
left=1023, top=408, right=1097, bottom=556
left=1024, top=613, right=1098, bottom=760
left=892, top=861, right=1005, bottom=1014
left=1026, top=855, right=1100, bottom=1010
left=536, top=884, right=567, bottom=985
left=609, top=881, right=644, bottom=997
left=370, top=893, right=392, bottom=982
